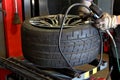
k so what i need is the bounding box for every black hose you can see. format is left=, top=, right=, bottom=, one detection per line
left=58, top=3, right=92, bottom=73
left=97, top=30, right=104, bottom=67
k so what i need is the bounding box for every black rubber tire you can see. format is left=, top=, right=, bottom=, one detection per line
left=21, top=17, right=100, bottom=68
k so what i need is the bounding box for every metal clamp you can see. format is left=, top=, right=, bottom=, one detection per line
left=72, top=61, right=108, bottom=80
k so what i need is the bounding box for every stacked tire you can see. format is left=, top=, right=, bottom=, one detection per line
left=21, top=15, right=100, bottom=68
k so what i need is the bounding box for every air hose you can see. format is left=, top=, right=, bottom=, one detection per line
left=58, top=3, right=103, bottom=75
left=58, top=3, right=92, bottom=74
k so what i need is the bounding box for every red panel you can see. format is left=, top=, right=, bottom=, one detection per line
left=2, top=0, right=23, bottom=57
left=104, top=41, right=109, bottom=53
left=90, top=77, right=106, bottom=80
left=0, top=68, right=11, bottom=80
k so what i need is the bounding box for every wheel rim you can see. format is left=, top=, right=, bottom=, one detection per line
left=29, top=14, right=83, bottom=29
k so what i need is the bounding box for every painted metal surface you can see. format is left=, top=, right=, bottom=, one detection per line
left=22, top=0, right=71, bottom=20
left=0, top=3, right=6, bottom=57
left=39, top=0, right=49, bottom=16
left=94, top=0, right=113, bottom=14
left=2, top=0, right=23, bottom=57
left=0, top=68, right=11, bottom=80
left=72, top=61, right=107, bottom=80
left=22, top=0, right=31, bottom=20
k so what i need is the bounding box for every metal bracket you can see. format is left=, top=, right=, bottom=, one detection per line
left=72, top=61, right=108, bottom=80
left=0, top=57, right=108, bottom=80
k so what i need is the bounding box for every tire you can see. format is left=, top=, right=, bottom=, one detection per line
left=21, top=14, right=100, bottom=68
